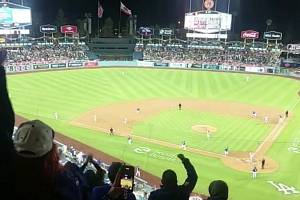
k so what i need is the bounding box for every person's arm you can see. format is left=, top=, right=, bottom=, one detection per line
left=178, top=154, right=198, bottom=194
left=0, top=58, right=16, bottom=194
left=0, top=64, right=15, bottom=139
left=80, top=155, right=93, bottom=173
left=91, top=159, right=102, bottom=172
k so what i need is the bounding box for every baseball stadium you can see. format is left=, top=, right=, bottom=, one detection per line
left=1, top=0, right=300, bottom=200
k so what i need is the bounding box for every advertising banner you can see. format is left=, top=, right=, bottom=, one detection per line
left=13, top=65, right=33, bottom=72
left=50, top=63, right=67, bottom=68
left=159, top=28, right=173, bottom=36
left=287, top=44, right=300, bottom=51
left=241, top=30, right=259, bottom=39
left=40, top=24, right=57, bottom=34
left=61, top=25, right=78, bottom=34
left=154, top=62, right=169, bottom=67
left=68, top=62, right=84, bottom=68
left=138, top=27, right=154, bottom=36
left=84, top=61, right=98, bottom=68
left=33, top=63, right=50, bottom=70
left=264, top=31, right=282, bottom=40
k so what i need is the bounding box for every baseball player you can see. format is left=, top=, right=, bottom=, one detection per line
left=252, top=111, right=257, bottom=118
left=207, top=129, right=211, bottom=140
left=246, top=76, right=250, bottom=82
left=94, top=114, right=97, bottom=123
left=109, top=127, right=114, bottom=136
left=285, top=110, right=289, bottom=118
left=261, top=158, right=266, bottom=169
left=180, top=141, right=187, bottom=150
left=135, top=166, right=141, bottom=177
left=128, top=136, right=132, bottom=145
left=252, top=166, right=258, bottom=178
left=136, top=108, right=140, bottom=114
left=279, top=115, right=284, bottom=123
left=224, top=147, right=229, bottom=156
left=178, top=103, right=182, bottom=110
left=54, top=112, right=58, bottom=120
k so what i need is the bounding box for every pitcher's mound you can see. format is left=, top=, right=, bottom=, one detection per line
left=192, top=125, right=217, bottom=134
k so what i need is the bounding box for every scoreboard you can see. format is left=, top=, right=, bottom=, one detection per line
left=0, top=7, right=32, bottom=29
left=184, top=11, right=232, bottom=34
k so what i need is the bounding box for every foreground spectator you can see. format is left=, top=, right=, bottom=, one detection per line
left=206, top=180, right=228, bottom=200
left=0, top=51, right=89, bottom=200
left=92, top=162, right=136, bottom=200
left=81, top=155, right=106, bottom=193
left=148, top=154, right=198, bottom=200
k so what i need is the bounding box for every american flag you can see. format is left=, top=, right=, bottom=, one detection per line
left=120, top=2, right=132, bottom=16
left=98, top=1, right=104, bottom=18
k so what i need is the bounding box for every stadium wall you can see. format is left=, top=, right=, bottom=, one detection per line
left=5, top=60, right=298, bottom=78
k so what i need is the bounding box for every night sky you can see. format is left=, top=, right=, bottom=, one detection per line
left=12, top=0, right=300, bottom=42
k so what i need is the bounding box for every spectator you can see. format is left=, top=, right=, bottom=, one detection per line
left=80, top=155, right=106, bottom=193
left=148, top=154, right=198, bottom=200
left=92, top=162, right=136, bottom=200
left=207, top=180, right=228, bottom=200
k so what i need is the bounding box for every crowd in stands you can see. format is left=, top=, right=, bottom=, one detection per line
left=139, top=45, right=281, bottom=67
left=6, top=44, right=89, bottom=65
left=0, top=49, right=229, bottom=200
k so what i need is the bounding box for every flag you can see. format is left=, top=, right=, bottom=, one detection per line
left=120, top=2, right=132, bottom=16
left=98, top=1, right=104, bottom=18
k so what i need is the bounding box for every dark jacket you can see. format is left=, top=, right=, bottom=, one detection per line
left=0, top=66, right=16, bottom=198
left=148, top=158, right=198, bottom=200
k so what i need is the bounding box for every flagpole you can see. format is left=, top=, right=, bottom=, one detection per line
left=97, top=1, right=99, bottom=37
left=118, top=0, right=121, bottom=37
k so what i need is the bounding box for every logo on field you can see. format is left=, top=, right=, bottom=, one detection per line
left=288, top=138, right=300, bottom=154
left=268, top=181, right=300, bottom=195
left=134, top=147, right=177, bottom=162
left=134, top=147, right=151, bottom=154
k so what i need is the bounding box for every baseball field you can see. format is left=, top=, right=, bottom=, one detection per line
left=7, top=68, right=300, bottom=200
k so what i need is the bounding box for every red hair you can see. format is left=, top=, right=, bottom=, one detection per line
left=15, top=143, right=62, bottom=199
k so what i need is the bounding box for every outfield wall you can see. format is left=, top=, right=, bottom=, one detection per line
left=5, top=60, right=296, bottom=78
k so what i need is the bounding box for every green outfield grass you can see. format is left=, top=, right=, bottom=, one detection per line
left=7, top=68, right=300, bottom=200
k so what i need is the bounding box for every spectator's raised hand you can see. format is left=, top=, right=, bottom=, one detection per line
left=177, top=154, right=185, bottom=161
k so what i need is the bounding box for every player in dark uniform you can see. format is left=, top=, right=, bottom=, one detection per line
left=285, top=110, right=289, bottom=118
left=261, top=158, right=266, bottom=169
left=109, top=127, right=114, bottom=136
left=179, top=103, right=182, bottom=110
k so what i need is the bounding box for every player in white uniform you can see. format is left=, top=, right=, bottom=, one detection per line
left=224, top=147, right=229, bottom=156
left=252, top=166, right=258, bottom=178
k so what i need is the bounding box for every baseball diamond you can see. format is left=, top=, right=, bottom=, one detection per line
left=7, top=68, right=300, bottom=200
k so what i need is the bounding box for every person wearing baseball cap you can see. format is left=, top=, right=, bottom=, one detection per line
left=14, top=120, right=55, bottom=158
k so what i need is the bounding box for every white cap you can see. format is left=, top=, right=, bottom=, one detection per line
left=13, top=120, right=54, bottom=158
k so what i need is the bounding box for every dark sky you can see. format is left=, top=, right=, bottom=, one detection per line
left=13, top=0, right=300, bottom=42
